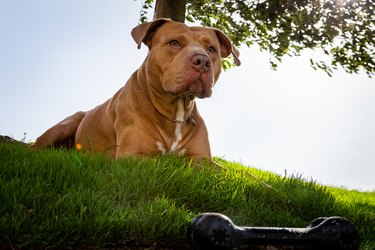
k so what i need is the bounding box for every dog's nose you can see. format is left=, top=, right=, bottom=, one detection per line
left=191, top=54, right=212, bottom=72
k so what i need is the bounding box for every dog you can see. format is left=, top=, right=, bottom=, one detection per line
left=32, top=19, right=240, bottom=162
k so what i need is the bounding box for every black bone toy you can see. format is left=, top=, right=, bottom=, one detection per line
left=188, top=213, right=360, bottom=250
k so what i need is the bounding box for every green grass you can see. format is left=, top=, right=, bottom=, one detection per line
left=1, top=142, right=374, bottom=249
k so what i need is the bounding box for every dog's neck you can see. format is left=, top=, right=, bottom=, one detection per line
left=136, top=66, right=196, bottom=125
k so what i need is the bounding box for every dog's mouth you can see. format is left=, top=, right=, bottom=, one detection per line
left=163, top=74, right=214, bottom=99
left=164, top=82, right=212, bottom=99
left=188, top=78, right=213, bottom=98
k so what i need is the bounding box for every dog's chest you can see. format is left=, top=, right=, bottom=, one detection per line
left=155, top=99, right=187, bottom=156
left=155, top=123, right=186, bottom=156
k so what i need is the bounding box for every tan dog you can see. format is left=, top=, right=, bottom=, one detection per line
left=32, top=19, right=240, bottom=161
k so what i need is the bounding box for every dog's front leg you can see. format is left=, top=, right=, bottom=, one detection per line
left=115, top=129, right=160, bottom=159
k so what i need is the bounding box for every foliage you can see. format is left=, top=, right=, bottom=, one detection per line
left=1, top=143, right=374, bottom=249
left=141, top=0, right=375, bottom=77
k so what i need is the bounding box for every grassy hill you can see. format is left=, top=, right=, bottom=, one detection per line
left=1, top=142, right=374, bottom=249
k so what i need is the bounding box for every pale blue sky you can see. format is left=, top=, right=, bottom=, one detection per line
left=1, top=1, right=374, bottom=191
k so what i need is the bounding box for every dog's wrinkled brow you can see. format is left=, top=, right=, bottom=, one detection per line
left=198, top=35, right=217, bottom=45
left=160, top=32, right=217, bottom=48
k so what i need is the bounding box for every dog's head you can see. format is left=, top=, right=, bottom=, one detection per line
left=132, top=19, right=240, bottom=99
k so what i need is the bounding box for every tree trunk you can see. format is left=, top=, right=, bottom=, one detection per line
left=153, top=0, right=186, bottom=23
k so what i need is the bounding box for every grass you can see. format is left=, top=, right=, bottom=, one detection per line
left=0, top=142, right=374, bottom=249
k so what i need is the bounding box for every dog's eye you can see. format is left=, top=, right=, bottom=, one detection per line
left=168, top=40, right=180, bottom=47
left=207, top=46, right=216, bottom=53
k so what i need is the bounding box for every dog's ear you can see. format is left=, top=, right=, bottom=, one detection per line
left=132, top=18, right=170, bottom=49
left=214, top=29, right=241, bottom=66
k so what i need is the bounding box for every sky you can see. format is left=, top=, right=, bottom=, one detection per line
left=1, top=1, right=374, bottom=191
